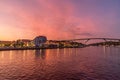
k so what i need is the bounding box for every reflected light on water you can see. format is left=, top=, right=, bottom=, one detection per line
left=0, top=47, right=120, bottom=80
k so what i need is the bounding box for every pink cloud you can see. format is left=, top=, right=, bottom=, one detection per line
left=1, top=0, right=116, bottom=40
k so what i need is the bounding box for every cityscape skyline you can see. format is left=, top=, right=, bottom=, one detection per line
left=0, top=0, right=120, bottom=40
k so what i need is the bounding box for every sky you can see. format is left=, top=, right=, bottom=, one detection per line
left=0, top=0, right=120, bottom=40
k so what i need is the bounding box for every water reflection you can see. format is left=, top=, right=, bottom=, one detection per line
left=35, top=49, right=46, bottom=59
left=0, top=47, right=120, bottom=80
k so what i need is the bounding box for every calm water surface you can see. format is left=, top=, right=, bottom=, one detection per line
left=0, top=46, right=120, bottom=80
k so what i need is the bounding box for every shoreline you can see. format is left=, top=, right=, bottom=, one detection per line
left=0, top=45, right=119, bottom=51
left=0, top=47, right=55, bottom=51
left=0, top=46, right=85, bottom=51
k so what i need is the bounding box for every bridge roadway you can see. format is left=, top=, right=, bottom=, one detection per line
left=49, top=38, right=120, bottom=43
left=51, top=38, right=120, bottom=41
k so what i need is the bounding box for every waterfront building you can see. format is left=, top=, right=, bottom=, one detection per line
left=0, top=41, right=13, bottom=47
left=16, top=39, right=33, bottom=47
left=33, top=36, right=47, bottom=47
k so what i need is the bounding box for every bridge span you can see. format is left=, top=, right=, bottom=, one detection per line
left=51, top=38, right=120, bottom=44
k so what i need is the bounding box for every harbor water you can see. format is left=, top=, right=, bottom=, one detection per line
left=0, top=46, right=120, bottom=80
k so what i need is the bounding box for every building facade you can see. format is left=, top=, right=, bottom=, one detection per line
left=33, top=36, right=47, bottom=47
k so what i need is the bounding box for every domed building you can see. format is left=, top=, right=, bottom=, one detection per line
left=33, top=36, right=47, bottom=47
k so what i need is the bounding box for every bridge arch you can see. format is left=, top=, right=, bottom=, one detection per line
left=62, top=38, right=120, bottom=44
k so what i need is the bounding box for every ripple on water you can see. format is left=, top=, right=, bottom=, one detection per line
left=0, top=47, right=120, bottom=80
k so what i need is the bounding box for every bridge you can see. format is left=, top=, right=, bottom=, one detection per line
left=50, top=38, right=120, bottom=44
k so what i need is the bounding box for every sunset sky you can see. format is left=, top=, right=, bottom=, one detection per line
left=0, top=0, right=120, bottom=40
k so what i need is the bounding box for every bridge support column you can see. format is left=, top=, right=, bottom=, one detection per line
left=103, top=39, right=107, bottom=42
left=85, top=39, right=90, bottom=44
